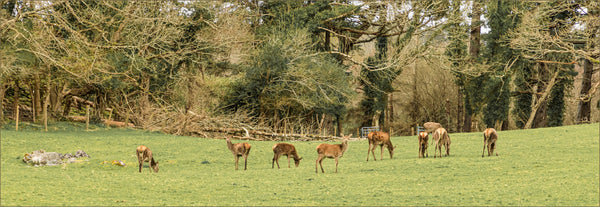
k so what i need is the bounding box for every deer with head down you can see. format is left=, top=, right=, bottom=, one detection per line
left=482, top=128, right=498, bottom=157
left=316, top=134, right=351, bottom=173
left=136, top=145, right=159, bottom=173
left=226, top=137, right=251, bottom=170
left=432, top=128, right=451, bottom=158
left=418, top=131, right=429, bottom=158
left=366, top=131, right=396, bottom=161
left=272, top=143, right=303, bottom=169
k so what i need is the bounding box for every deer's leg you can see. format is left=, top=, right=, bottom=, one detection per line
left=273, top=154, right=281, bottom=169
left=272, top=154, right=276, bottom=169
left=482, top=139, right=487, bottom=157
left=136, top=151, right=142, bottom=173
left=492, top=141, right=498, bottom=156
left=366, top=143, right=371, bottom=161
left=316, top=155, right=325, bottom=173
left=370, top=144, right=377, bottom=161
left=315, top=157, right=321, bottom=173
left=380, top=145, right=384, bottom=160
left=276, top=154, right=281, bottom=169
left=315, top=157, right=319, bottom=173
left=334, top=157, right=339, bottom=173
left=243, top=154, right=248, bottom=170
left=287, top=155, right=291, bottom=168
left=234, top=155, right=239, bottom=170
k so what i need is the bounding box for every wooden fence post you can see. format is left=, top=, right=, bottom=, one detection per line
left=86, top=105, right=90, bottom=131
left=15, top=105, right=19, bottom=131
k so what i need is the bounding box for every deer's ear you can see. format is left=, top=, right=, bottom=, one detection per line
left=299, top=157, right=303, bottom=160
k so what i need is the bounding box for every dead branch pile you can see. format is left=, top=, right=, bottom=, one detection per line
left=145, top=110, right=345, bottom=141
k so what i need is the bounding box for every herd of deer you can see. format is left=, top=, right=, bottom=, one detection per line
left=135, top=122, right=499, bottom=173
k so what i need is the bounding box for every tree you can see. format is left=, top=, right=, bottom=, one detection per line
left=482, top=1, right=521, bottom=129
left=221, top=29, right=354, bottom=135
left=509, top=1, right=581, bottom=129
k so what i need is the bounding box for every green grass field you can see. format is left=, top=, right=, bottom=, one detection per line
left=1, top=122, right=598, bottom=206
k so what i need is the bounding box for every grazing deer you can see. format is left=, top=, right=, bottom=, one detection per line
left=418, top=131, right=429, bottom=158
left=423, top=122, right=442, bottom=134
left=316, top=134, right=351, bottom=173
left=272, top=143, right=303, bottom=169
left=482, top=128, right=498, bottom=157
left=136, top=145, right=159, bottom=173
left=432, top=128, right=451, bottom=158
left=226, top=137, right=251, bottom=170
left=366, top=131, right=396, bottom=161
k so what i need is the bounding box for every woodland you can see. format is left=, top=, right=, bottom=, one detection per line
left=1, top=0, right=599, bottom=139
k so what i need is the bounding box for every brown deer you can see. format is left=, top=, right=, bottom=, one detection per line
left=432, top=128, right=451, bottom=158
left=136, top=145, right=159, bottom=173
left=316, top=134, right=351, bottom=173
left=226, top=137, right=251, bottom=170
left=423, top=122, right=442, bottom=134
left=272, top=143, right=303, bottom=169
left=482, top=128, right=498, bottom=157
left=418, top=131, right=429, bottom=158
left=366, top=131, right=396, bottom=161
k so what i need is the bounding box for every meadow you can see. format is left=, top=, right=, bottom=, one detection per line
left=1, top=122, right=598, bottom=206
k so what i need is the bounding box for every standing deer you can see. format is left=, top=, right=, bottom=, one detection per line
left=316, top=134, right=351, bottom=173
left=136, top=145, right=159, bottom=173
left=272, top=143, right=303, bottom=169
left=226, top=137, right=251, bottom=170
left=366, top=131, right=396, bottom=161
left=482, top=128, right=498, bottom=157
left=418, top=131, right=429, bottom=158
left=432, top=128, right=451, bottom=158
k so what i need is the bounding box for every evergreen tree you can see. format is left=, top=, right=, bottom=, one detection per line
left=482, top=1, right=520, bottom=129
left=360, top=36, right=395, bottom=129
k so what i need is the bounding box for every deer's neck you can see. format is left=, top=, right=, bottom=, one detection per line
left=227, top=140, right=234, bottom=151
left=340, top=141, right=348, bottom=155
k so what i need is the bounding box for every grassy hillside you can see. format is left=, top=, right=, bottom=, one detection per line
left=1, top=122, right=598, bottom=206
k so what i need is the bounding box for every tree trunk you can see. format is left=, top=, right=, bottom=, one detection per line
left=0, top=82, right=5, bottom=125
left=325, top=30, right=331, bottom=51
left=34, top=74, right=42, bottom=120
left=524, top=70, right=559, bottom=129
left=388, top=93, right=394, bottom=123
left=463, top=114, right=472, bottom=132
left=44, top=77, right=50, bottom=131
left=576, top=58, right=592, bottom=124
left=13, top=80, right=20, bottom=130
left=463, top=0, right=481, bottom=133
left=13, top=80, right=20, bottom=120
left=469, top=0, right=481, bottom=59
left=29, top=81, right=35, bottom=122
left=410, top=61, right=418, bottom=128
left=336, top=114, right=342, bottom=137
left=532, top=63, right=551, bottom=128
left=457, top=87, right=463, bottom=132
